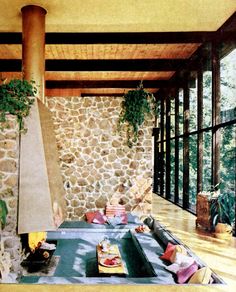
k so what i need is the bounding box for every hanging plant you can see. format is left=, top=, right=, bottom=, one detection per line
left=0, top=79, right=37, bottom=132
left=118, top=82, right=157, bottom=147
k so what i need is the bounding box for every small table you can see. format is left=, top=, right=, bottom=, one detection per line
left=96, top=244, right=127, bottom=276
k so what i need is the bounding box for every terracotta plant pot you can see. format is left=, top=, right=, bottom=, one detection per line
left=214, top=223, right=232, bottom=239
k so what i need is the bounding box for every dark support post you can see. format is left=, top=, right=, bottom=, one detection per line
left=174, top=88, right=180, bottom=204
left=165, top=95, right=171, bottom=199
left=160, top=96, right=165, bottom=197
left=197, top=62, right=203, bottom=194
left=153, top=127, right=160, bottom=194
left=212, top=43, right=221, bottom=187
left=183, top=73, right=190, bottom=209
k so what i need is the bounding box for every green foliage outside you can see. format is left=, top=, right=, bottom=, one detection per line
left=0, top=79, right=36, bottom=131
left=169, top=48, right=236, bottom=211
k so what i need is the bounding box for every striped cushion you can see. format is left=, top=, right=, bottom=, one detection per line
left=105, top=204, right=126, bottom=218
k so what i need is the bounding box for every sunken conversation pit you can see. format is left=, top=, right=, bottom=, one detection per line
left=19, top=218, right=224, bottom=286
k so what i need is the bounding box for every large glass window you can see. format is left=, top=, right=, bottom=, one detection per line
left=170, top=98, right=175, bottom=137
left=189, top=76, right=198, bottom=132
left=220, top=49, right=236, bottom=123
left=154, top=43, right=235, bottom=232
left=220, top=48, right=236, bottom=201
left=179, top=89, right=184, bottom=135
left=202, top=131, right=212, bottom=189
left=178, top=138, right=183, bottom=206
left=189, top=135, right=198, bottom=210
left=203, top=71, right=212, bottom=128
left=220, top=125, right=236, bottom=196
left=170, top=139, right=175, bottom=200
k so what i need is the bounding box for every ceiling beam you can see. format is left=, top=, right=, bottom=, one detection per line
left=0, top=59, right=187, bottom=72
left=81, top=93, right=123, bottom=97
left=0, top=31, right=235, bottom=45
left=0, top=60, right=22, bottom=71
left=45, top=59, right=186, bottom=72
left=46, top=80, right=171, bottom=89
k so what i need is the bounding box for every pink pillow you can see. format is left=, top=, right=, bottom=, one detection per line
left=160, top=242, right=176, bottom=261
left=120, top=213, right=128, bottom=224
left=176, top=262, right=198, bottom=284
left=105, top=204, right=126, bottom=218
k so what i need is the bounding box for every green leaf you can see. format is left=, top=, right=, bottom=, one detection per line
left=118, top=82, right=158, bottom=147
left=0, top=199, right=8, bottom=228
left=0, top=79, right=36, bottom=131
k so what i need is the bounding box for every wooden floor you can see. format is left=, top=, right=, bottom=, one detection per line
left=152, top=195, right=236, bottom=291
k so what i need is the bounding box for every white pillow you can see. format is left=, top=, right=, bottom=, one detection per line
left=165, top=263, right=180, bottom=274
left=174, top=252, right=195, bottom=268
left=165, top=253, right=195, bottom=274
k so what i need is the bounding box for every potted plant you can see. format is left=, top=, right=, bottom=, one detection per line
left=0, top=79, right=36, bottom=132
left=118, top=81, right=157, bottom=147
left=210, top=192, right=235, bottom=239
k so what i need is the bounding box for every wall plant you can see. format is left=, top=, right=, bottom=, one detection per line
left=0, top=79, right=37, bottom=132
left=118, top=82, right=157, bottom=147
left=0, top=199, right=8, bottom=230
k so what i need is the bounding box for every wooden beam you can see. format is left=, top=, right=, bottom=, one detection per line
left=0, top=60, right=21, bottom=71
left=46, top=80, right=169, bottom=89
left=0, top=31, right=235, bottom=44
left=218, top=11, right=236, bottom=32
left=45, top=59, right=186, bottom=72
left=81, top=93, right=123, bottom=97
left=0, top=59, right=187, bottom=72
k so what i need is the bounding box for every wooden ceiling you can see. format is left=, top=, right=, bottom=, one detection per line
left=0, top=1, right=235, bottom=97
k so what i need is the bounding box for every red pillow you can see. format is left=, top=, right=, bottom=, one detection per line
left=160, top=242, right=176, bottom=261
left=85, top=211, right=97, bottom=223
left=92, top=212, right=106, bottom=224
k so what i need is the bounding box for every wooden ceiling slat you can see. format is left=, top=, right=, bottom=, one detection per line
left=0, top=44, right=200, bottom=60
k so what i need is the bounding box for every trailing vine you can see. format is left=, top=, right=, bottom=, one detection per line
left=0, top=79, right=37, bottom=131
left=118, top=82, right=157, bottom=147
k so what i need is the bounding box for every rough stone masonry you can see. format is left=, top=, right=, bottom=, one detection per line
left=46, top=96, right=154, bottom=220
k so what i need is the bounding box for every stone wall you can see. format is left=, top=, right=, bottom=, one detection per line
left=0, top=116, right=21, bottom=276
left=46, top=96, right=153, bottom=220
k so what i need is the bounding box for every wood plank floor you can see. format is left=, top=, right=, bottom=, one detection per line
left=152, top=194, right=236, bottom=290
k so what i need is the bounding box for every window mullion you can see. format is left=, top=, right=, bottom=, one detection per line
left=175, top=88, right=180, bottom=204
left=197, top=62, right=203, bottom=193
left=212, top=42, right=221, bottom=186
left=183, top=73, right=190, bottom=209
